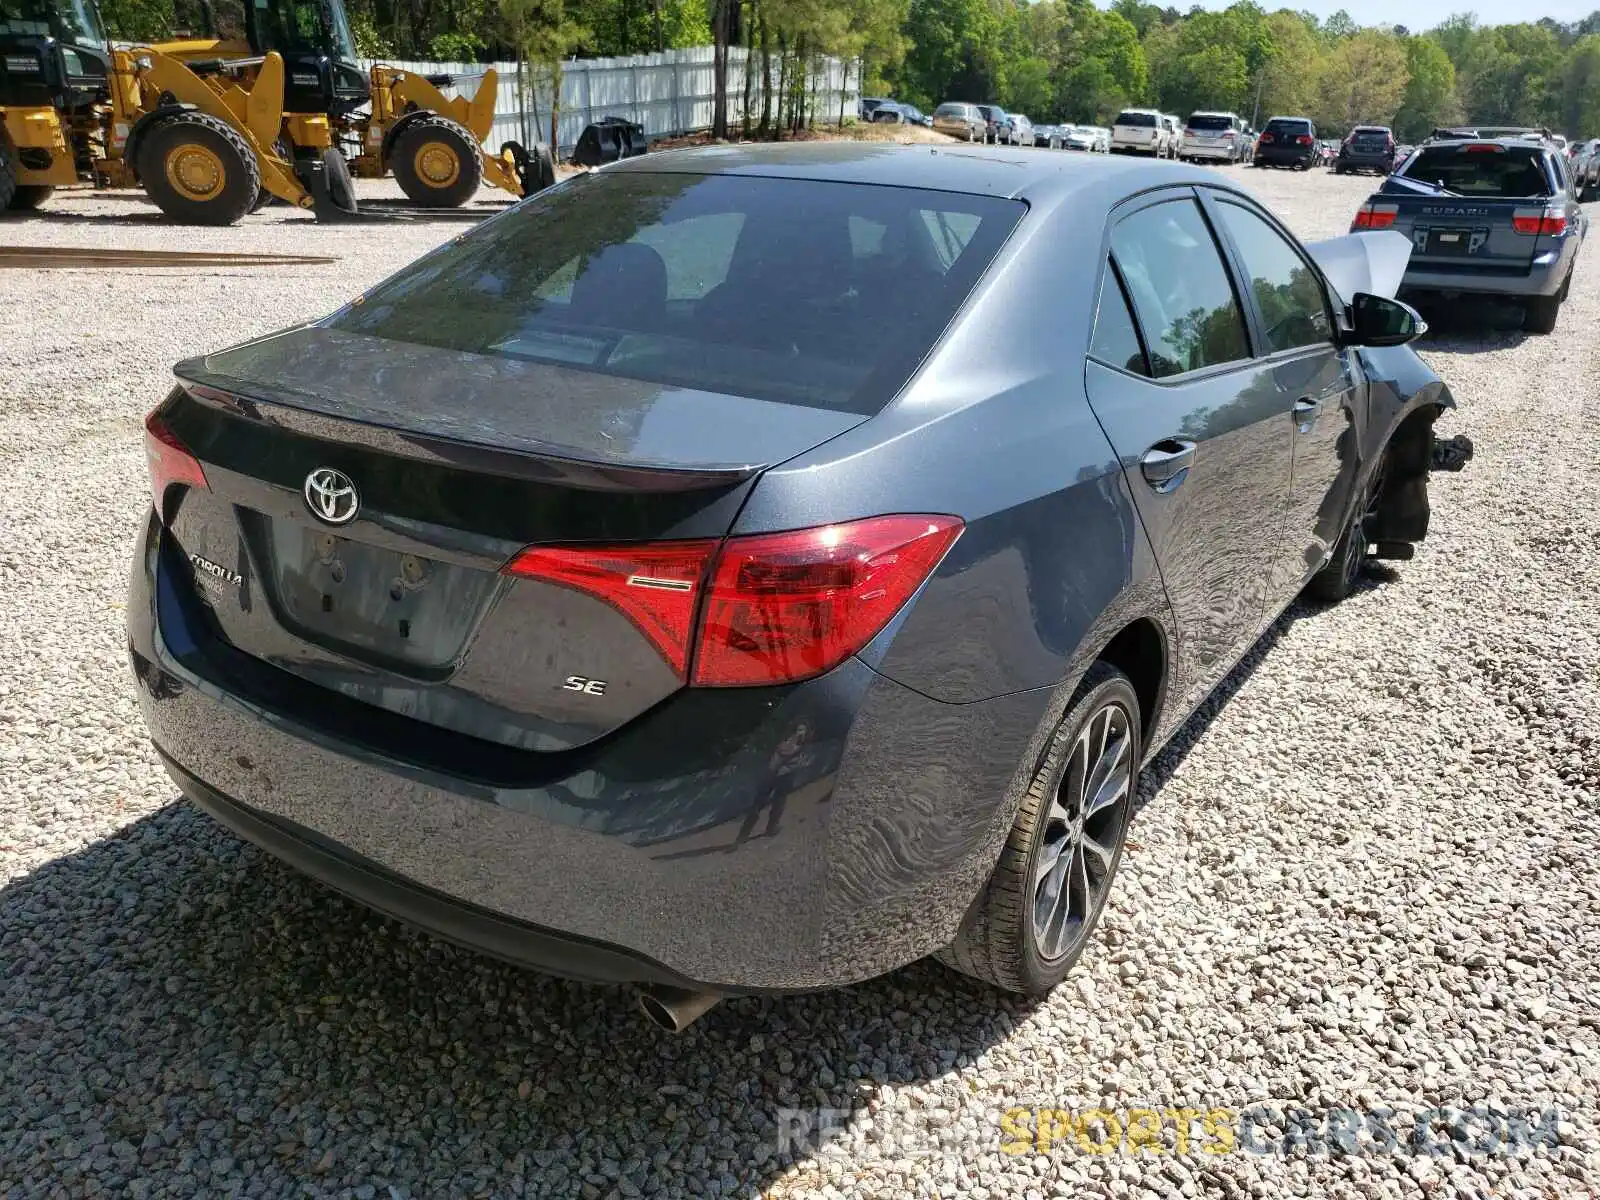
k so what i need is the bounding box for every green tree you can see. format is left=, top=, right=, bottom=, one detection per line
left=1393, top=35, right=1459, bottom=141
left=1314, top=29, right=1409, bottom=133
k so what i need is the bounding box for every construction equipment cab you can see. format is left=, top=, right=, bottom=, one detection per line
left=0, top=0, right=111, bottom=210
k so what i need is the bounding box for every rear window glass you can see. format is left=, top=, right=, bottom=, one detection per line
left=1117, top=112, right=1157, bottom=127
left=934, top=103, right=968, bottom=117
left=1188, top=115, right=1233, bottom=131
left=329, top=172, right=1026, bottom=415
left=1401, top=146, right=1552, bottom=197
left=1265, top=119, right=1311, bottom=134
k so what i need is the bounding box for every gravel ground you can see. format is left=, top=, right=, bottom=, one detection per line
left=1, top=165, right=1597, bottom=1200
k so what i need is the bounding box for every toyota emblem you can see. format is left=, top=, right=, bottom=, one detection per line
left=303, top=467, right=360, bottom=526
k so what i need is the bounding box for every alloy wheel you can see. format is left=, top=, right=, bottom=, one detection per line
left=1030, top=699, right=1135, bottom=962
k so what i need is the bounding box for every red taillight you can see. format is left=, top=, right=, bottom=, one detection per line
left=1512, top=206, right=1566, bottom=235
left=1261, top=133, right=1274, bottom=142
left=1351, top=202, right=1398, bottom=230
left=502, top=515, right=963, bottom=687
left=504, top=540, right=718, bottom=679
left=1297, top=135, right=1313, bottom=145
left=1464, top=143, right=1504, bottom=153
left=144, top=411, right=208, bottom=517
left=693, top=516, right=963, bottom=686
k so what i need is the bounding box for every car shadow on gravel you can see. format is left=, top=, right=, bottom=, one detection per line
left=1410, top=296, right=1531, bottom=353
left=1137, top=566, right=1397, bottom=806
left=0, top=798, right=1040, bottom=1196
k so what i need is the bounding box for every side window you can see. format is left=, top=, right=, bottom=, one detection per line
left=1109, top=198, right=1250, bottom=378
left=1089, top=264, right=1149, bottom=377
left=1213, top=201, right=1333, bottom=354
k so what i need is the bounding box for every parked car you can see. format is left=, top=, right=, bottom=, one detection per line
left=872, top=103, right=931, bottom=128
left=130, top=145, right=1456, bottom=1027
left=933, top=102, right=986, bottom=142
left=1158, top=115, right=1182, bottom=157
left=1059, top=125, right=1102, bottom=152
left=1356, top=135, right=1587, bottom=332
left=1254, top=116, right=1319, bottom=169
left=1336, top=126, right=1399, bottom=175
left=859, top=97, right=894, bottom=123
left=1004, top=114, right=1035, bottom=147
left=975, top=104, right=1009, bottom=145
left=1035, top=123, right=1061, bottom=148
left=1573, top=137, right=1600, bottom=198
left=1180, top=112, right=1247, bottom=163
left=1111, top=108, right=1167, bottom=155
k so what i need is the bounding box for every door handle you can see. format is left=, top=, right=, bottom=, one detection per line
left=1140, top=438, right=1196, bottom=493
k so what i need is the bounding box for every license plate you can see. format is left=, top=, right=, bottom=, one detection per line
left=1426, top=228, right=1476, bottom=256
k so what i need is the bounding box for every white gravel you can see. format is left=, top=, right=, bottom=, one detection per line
left=2, top=168, right=1597, bottom=1199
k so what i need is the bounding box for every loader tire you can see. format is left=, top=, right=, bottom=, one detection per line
left=392, top=115, right=482, bottom=208
left=138, top=112, right=259, bottom=226
left=0, top=143, right=16, bottom=212
left=8, top=184, right=53, bottom=210
left=533, top=142, right=557, bottom=192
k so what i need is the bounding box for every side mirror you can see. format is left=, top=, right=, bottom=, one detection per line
left=1345, top=292, right=1426, bottom=347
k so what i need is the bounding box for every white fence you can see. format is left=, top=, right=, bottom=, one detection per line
left=365, top=46, right=860, bottom=156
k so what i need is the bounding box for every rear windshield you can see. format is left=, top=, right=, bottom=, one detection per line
left=1187, top=115, right=1233, bottom=131
left=934, top=103, right=968, bottom=117
left=1117, top=112, right=1157, bottom=127
left=1400, top=145, right=1552, bottom=197
left=1266, top=119, right=1311, bottom=134
left=328, top=172, right=1025, bottom=415
left=1352, top=129, right=1390, bottom=141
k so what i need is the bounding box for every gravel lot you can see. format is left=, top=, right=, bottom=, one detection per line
left=2, top=163, right=1597, bottom=1200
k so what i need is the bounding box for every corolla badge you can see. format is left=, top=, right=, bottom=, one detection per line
left=303, top=467, right=360, bottom=526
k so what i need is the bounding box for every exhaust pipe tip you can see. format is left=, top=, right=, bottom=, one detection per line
left=637, top=985, right=721, bottom=1032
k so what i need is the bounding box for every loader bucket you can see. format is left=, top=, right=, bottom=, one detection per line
left=572, top=117, right=648, bottom=168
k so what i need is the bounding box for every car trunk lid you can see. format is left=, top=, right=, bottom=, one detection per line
left=156, top=327, right=864, bottom=753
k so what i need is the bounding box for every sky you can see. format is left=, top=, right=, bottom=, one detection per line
left=1170, top=0, right=1595, bottom=30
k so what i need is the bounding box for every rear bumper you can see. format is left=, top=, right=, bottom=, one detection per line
left=1254, top=147, right=1313, bottom=166
left=128, top=513, right=1048, bottom=991
left=1337, top=155, right=1394, bottom=173
left=1400, top=248, right=1574, bottom=299
left=1182, top=142, right=1235, bottom=160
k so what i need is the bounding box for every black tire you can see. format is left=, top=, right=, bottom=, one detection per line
left=7, top=183, right=51, bottom=210
left=0, top=142, right=16, bottom=211
left=251, top=137, right=293, bottom=212
left=1306, top=451, right=1387, bottom=603
left=137, top=112, right=259, bottom=226
left=1523, top=291, right=1561, bottom=334
left=533, top=142, right=557, bottom=191
left=391, top=114, right=482, bottom=208
left=322, top=147, right=357, bottom=213
left=939, top=663, right=1141, bottom=995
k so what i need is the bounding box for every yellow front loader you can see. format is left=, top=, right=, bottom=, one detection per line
left=2, top=0, right=553, bottom=224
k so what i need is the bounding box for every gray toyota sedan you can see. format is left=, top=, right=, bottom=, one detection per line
left=129, top=145, right=1455, bottom=1029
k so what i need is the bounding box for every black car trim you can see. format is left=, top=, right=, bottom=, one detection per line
left=156, top=747, right=760, bottom=993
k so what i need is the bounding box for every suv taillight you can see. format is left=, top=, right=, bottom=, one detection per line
left=1512, top=206, right=1567, bottom=235
left=144, top=411, right=208, bottom=519
left=504, top=515, right=963, bottom=686
left=1351, top=202, right=1399, bottom=230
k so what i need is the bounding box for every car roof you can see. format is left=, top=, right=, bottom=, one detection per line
left=604, top=141, right=1247, bottom=204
